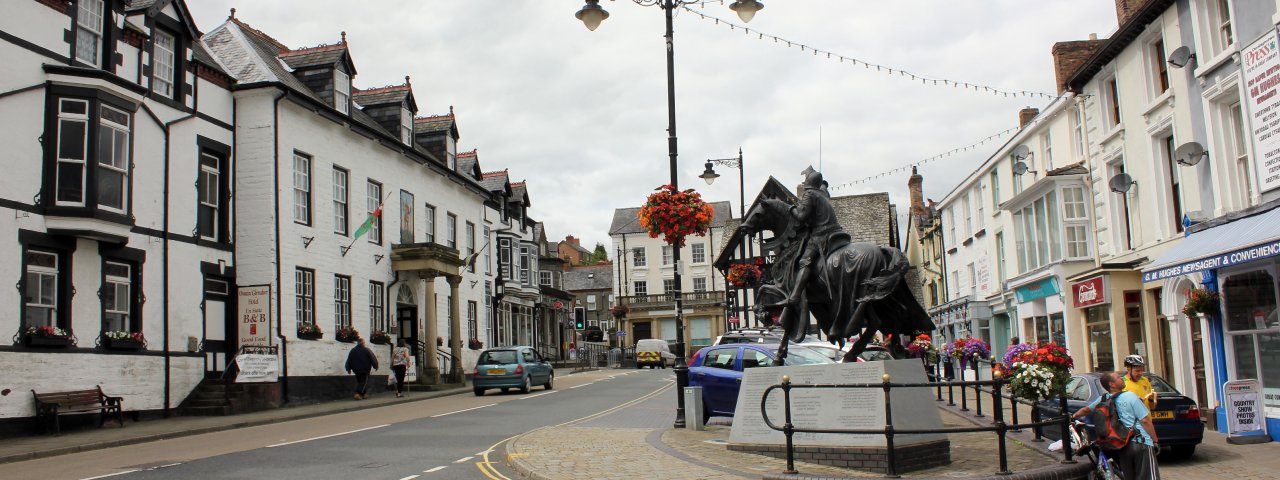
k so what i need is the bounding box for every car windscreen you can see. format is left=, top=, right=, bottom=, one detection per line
left=478, top=350, right=518, bottom=365
left=782, top=347, right=834, bottom=365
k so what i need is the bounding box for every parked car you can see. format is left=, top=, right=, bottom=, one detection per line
left=635, top=338, right=676, bottom=368
left=688, top=344, right=835, bottom=422
left=796, top=342, right=860, bottom=363
left=714, top=328, right=783, bottom=345
left=857, top=345, right=897, bottom=362
left=1036, top=372, right=1203, bottom=459
left=472, top=346, right=554, bottom=396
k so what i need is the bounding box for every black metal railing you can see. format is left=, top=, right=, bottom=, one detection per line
left=416, top=340, right=456, bottom=382
left=760, top=359, right=1075, bottom=477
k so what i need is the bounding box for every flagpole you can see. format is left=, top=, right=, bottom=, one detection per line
left=341, top=191, right=393, bottom=256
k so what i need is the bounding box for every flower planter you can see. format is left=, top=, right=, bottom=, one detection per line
left=336, top=336, right=357, bottom=344
left=103, top=337, right=144, bottom=351
left=370, top=337, right=391, bottom=346
left=297, top=331, right=322, bottom=340
left=24, top=335, right=72, bottom=348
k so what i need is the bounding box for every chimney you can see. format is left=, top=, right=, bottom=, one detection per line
left=1115, top=0, right=1144, bottom=26
left=1019, top=107, right=1040, bottom=128
left=565, top=235, right=580, bottom=246
left=908, top=166, right=925, bottom=217
left=1051, top=39, right=1106, bottom=93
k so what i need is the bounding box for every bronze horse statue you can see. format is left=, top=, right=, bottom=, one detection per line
left=741, top=197, right=933, bottom=364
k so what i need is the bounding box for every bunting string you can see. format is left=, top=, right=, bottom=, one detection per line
left=681, top=5, right=1063, bottom=101
left=827, top=127, right=1019, bottom=191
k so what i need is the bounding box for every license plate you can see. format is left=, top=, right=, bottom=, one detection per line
left=487, top=368, right=506, bottom=375
left=1151, top=411, right=1173, bottom=419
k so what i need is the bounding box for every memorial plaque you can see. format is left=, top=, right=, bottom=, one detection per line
left=729, top=360, right=945, bottom=447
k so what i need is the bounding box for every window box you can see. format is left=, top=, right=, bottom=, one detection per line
left=24, top=335, right=73, bottom=348
left=103, top=337, right=144, bottom=351
left=297, top=330, right=323, bottom=341
left=335, top=326, right=359, bottom=343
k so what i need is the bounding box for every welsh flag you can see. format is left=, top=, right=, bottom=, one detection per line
left=353, top=202, right=383, bottom=241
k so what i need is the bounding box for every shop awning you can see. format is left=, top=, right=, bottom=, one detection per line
left=1142, top=207, right=1280, bottom=282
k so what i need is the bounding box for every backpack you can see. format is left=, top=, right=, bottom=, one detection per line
left=1091, top=393, right=1134, bottom=452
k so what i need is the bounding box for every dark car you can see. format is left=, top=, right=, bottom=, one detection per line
left=688, top=344, right=834, bottom=422
left=1036, top=372, right=1204, bottom=458
left=471, top=346, right=554, bottom=396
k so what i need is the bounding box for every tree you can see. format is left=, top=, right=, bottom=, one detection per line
left=590, top=243, right=609, bottom=264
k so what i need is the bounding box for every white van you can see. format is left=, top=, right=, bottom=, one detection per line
left=635, top=339, right=676, bottom=368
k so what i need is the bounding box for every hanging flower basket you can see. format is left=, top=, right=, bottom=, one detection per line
left=297, top=322, right=323, bottom=340
left=1182, top=288, right=1220, bottom=317
left=727, top=263, right=764, bottom=288
left=906, top=333, right=938, bottom=364
left=610, top=304, right=629, bottom=319
left=370, top=329, right=391, bottom=345
left=335, top=326, right=360, bottom=343
left=637, top=185, right=715, bottom=247
left=1007, top=341, right=1074, bottom=400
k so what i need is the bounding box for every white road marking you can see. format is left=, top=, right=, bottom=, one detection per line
left=520, top=391, right=558, bottom=399
left=475, top=450, right=489, bottom=456
left=454, top=456, right=474, bottom=463
left=431, top=404, right=495, bottom=417
left=265, top=424, right=390, bottom=447
left=80, top=471, right=140, bottom=480
left=399, top=476, right=420, bottom=480
left=424, top=466, right=447, bottom=473
left=569, top=383, right=592, bottom=389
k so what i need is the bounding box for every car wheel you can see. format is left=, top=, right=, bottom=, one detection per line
left=520, top=376, right=531, bottom=394
left=1168, top=445, right=1195, bottom=459
left=473, top=388, right=484, bottom=397
left=544, top=372, right=554, bottom=390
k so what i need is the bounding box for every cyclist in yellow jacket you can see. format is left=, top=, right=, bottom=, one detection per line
left=1122, top=354, right=1157, bottom=411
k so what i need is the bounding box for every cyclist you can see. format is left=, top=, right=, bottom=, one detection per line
left=1072, top=371, right=1161, bottom=480
left=1122, top=355, right=1157, bottom=411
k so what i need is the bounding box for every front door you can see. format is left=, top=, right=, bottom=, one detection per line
left=204, top=278, right=233, bottom=377
left=398, top=305, right=418, bottom=356
left=634, top=321, right=652, bottom=342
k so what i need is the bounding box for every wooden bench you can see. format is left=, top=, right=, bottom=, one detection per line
left=31, top=386, right=124, bottom=435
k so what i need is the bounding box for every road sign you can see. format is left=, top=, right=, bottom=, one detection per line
left=617, top=330, right=626, bottom=337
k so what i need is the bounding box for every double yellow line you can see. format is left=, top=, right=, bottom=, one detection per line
left=474, top=379, right=675, bottom=479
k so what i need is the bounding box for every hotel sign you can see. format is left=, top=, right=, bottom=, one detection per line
left=1071, top=275, right=1109, bottom=309
left=1142, top=239, right=1280, bottom=282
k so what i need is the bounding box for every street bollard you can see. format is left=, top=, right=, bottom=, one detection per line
left=684, top=386, right=705, bottom=431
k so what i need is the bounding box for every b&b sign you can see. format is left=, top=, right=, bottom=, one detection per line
left=237, top=285, right=272, bottom=347
left=1225, top=379, right=1266, bottom=437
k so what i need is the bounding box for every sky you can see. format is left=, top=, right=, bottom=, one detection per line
left=186, top=1, right=1121, bottom=253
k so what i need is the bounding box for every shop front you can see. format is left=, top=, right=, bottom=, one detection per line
left=928, top=297, right=993, bottom=346
left=1142, top=205, right=1280, bottom=441
left=1010, top=274, right=1069, bottom=349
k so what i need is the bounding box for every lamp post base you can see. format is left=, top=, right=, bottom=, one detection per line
left=673, top=360, right=689, bottom=428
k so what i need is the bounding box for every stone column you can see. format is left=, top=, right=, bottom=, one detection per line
left=422, top=275, right=440, bottom=385
left=448, top=276, right=464, bottom=384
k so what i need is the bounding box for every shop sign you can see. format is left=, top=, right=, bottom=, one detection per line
left=1014, top=277, right=1060, bottom=304
left=1242, top=28, right=1280, bottom=194
left=237, top=285, right=272, bottom=347
left=235, top=346, right=279, bottom=383
left=1071, top=276, right=1109, bottom=308
left=1142, top=239, right=1280, bottom=282
left=1224, top=379, right=1268, bottom=439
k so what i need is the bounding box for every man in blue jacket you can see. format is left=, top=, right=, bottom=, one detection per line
left=345, top=338, right=380, bottom=400
left=1072, top=371, right=1161, bottom=480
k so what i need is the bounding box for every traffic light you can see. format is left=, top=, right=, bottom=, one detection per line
left=574, top=307, right=586, bottom=330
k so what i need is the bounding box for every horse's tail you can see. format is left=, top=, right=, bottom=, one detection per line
left=856, top=248, right=910, bottom=302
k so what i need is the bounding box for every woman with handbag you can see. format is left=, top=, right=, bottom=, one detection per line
left=392, top=339, right=411, bottom=397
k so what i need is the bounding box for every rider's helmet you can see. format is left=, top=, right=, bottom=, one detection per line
left=1123, top=354, right=1146, bottom=368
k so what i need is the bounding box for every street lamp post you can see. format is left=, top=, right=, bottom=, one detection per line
left=700, top=149, right=747, bottom=330
left=577, top=0, right=763, bottom=429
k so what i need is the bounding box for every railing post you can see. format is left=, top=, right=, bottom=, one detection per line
left=1031, top=398, right=1044, bottom=442
left=993, top=371, right=1010, bottom=475
left=882, top=373, right=899, bottom=478
left=959, top=359, right=969, bottom=412
left=1009, top=373, right=1021, bottom=431
left=935, top=361, right=943, bottom=401
left=1059, top=392, right=1075, bottom=464
left=973, top=357, right=984, bottom=418
left=947, top=367, right=956, bottom=406
left=781, top=375, right=797, bottom=475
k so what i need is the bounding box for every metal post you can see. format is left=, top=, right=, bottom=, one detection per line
left=1031, top=400, right=1044, bottom=442
left=973, top=358, right=984, bottom=418
left=1060, top=392, right=1075, bottom=463
left=959, top=360, right=969, bottom=412
left=935, top=361, right=943, bottom=401
left=782, top=376, right=797, bottom=475
left=993, top=372, right=1010, bottom=475
left=947, top=373, right=955, bottom=406
left=882, top=373, right=899, bottom=478
left=1010, top=382, right=1021, bottom=431
left=658, top=0, right=689, bottom=429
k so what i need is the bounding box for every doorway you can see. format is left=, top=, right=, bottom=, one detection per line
left=633, top=321, right=652, bottom=342
left=396, top=283, right=418, bottom=356
left=203, top=277, right=233, bottom=378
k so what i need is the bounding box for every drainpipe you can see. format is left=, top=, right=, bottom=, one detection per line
left=271, top=90, right=289, bottom=403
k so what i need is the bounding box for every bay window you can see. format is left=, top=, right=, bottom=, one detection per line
left=56, top=99, right=89, bottom=205
left=1062, top=186, right=1090, bottom=259
left=50, top=94, right=135, bottom=217
left=97, top=105, right=130, bottom=212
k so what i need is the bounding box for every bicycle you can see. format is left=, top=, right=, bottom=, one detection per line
left=1070, top=420, right=1123, bottom=480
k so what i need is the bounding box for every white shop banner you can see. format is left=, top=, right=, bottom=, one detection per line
left=1224, top=379, right=1266, bottom=436
left=235, top=353, right=280, bottom=383
left=1242, top=28, right=1280, bottom=194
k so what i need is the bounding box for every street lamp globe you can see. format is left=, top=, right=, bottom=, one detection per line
left=700, top=161, right=720, bottom=185
left=730, top=0, right=764, bottom=23
left=576, top=0, right=610, bottom=31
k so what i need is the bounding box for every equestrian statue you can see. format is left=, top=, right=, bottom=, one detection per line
left=740, top=166, right=933, bottom=364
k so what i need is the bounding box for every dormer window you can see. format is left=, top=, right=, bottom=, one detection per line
left=400, top=107, right=412, bottom=145
left=152, top=30, right=176, bottom=98
left=334, top=70, right=350, bottom=114
left=75, top=0, right=105, bottom=67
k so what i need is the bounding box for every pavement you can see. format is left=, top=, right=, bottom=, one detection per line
left=5, top=367, right=1280, bottom=480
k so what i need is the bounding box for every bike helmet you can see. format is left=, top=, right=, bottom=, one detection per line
left=1123, top=354, right=1146, bottom=367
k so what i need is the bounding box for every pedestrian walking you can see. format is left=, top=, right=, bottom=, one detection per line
left=1072, top=371, right=1161, bottom=480
left=391, top=338, right=411, bottom=397
left=345, top=337, right=379, bottom=400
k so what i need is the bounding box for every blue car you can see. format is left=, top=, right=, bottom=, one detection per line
left=688, top=344, right=834, bottom=422
left=471, top=346, right=554, bottom=396
left=1037, top=372, right=1204, bottom=458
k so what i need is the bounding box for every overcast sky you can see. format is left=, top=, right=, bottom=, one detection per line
left=187, top=1, right=1120, bottom=252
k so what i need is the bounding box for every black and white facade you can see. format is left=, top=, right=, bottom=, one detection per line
left=1, top=0, right=235, bottom=422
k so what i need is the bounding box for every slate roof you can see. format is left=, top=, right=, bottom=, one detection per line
left=479, top=170, right=510, bottom=192
left=415, top=114, right=456, bottom=135
left=279, top=44, right=347, bottom=70
left=563, top=264, right=614, bottom=291
left=126, top=0, right=159, bottom=11
left=456, top=151, right=479, bottom=178
left=510, top=182, right=530, bottom=206
left=353, top=84, right=410, bottom=107
left=608, top=201, right=733, bottom=235
left=1046, top=161, right=1088, bottom=176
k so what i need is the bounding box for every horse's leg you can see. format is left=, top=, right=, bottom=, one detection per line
left=774, top=336, right=790, bottom=366
left=843, top=330, right=873, bottom=363
left=840, top=303, right=870, bottom=362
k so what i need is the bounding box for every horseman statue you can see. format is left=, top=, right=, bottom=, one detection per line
left=742, top=166, right=933, bottom=364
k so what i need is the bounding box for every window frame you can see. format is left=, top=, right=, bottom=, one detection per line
left=24, top=250, right=62, bottom=330
left=151, top=29, right=177, bottom=98
left=1104, top=76, right=1122, bottom=128
left=424, top=204, right=436, bottom=244
left=632, top=247, right=647, bottom=267
left=633, top=281, right=648, bottom=296
left=334, top=69, right=350, bottom=115
left=334, top=274, right=352, bottom=329
left=295, top=267, right=316, bottom=331
left=693, top=276, right=708, bottom=293
left=369, top=280, right=385, bottom=333
left=1061, top=185, right=1091, bottom=260
left=96, top=104, right=131, bottom=214
left=74, top=0, right=105, bottom=67
left=400, top=107, right=413, bottom=145
left=663, top=278, right=677, bottom=294
left=466, top=221, right=476, bottom=272
left=539, top=270, right=553, bottom=286
left=55, top=98, right=90, bottom=207
left=399, top=190, right=415, bottom=245
left=519, top=245, right=530, bottom=284
left=499, top=237, right=512, bottom=279
left=447, top=213, right=457, bottom=249
left=662, top=246, right=673, bottom=266
left=691, top=243, right=706, bottom=264
left=483, top=226, right=492, bottom=274
left=101, top=259, right=138, bottom=334
left=197, top=149, right=226, bottom=241
left=1148, top=36, right=1170, bottom=97
left=333, top=167, right=348, bottom=236
left=366, top=180, right=383, bottom=244
left=293, top=152, right=311, bottom=225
